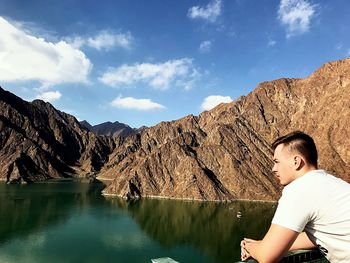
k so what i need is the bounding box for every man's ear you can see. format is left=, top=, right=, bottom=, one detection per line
left=293, top=156, right=304, bottom=170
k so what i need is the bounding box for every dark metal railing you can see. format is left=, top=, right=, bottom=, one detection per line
left=236, top=249, right=328, bottom=263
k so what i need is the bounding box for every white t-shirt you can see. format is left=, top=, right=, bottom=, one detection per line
left=272, top=170, right=350, bottom=263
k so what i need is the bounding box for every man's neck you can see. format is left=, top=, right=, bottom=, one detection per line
left=295, top=165, right=317, bottom=179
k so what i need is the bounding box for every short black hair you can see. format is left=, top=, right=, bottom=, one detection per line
left=272, top=131, right=318, bottom=166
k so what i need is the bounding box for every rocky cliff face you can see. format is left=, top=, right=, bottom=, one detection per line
left=0, top=87, right=116, bottom=183
left=99, top=58, right=350, bottom=201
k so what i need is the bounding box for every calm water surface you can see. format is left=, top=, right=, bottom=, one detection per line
left=0, top=181, right=276, bottom=263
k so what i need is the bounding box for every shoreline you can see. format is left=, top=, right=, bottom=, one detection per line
left=102, top=192, right=277, bottom=204
left=1, top=177, right=277, bottom=204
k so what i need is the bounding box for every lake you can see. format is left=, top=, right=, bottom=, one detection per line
left=0, top=180, right=275, bottom=263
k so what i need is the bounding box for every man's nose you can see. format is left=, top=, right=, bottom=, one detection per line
left=272, top=164, right=277, bottom=173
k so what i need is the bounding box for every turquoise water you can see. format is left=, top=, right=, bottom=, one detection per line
left=0, top=181, right=275, bottom=263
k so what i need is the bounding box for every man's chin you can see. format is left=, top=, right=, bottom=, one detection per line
left=280, top=181, right=290, bottom=186
left=278, top=179, right=286, bottom=186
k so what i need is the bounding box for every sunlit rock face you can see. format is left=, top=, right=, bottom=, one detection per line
left=100, top=58, right=350, bottom=201
left=0, top=87, right=116, bottom=183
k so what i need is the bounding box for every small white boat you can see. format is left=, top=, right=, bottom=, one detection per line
left=151, top=257, right=179, bottom=263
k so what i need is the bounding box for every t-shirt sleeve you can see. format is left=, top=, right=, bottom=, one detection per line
left=272, top=187, right=312, bottom=233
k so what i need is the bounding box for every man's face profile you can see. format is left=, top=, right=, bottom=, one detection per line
left=272, top=144, right=296, bottom=186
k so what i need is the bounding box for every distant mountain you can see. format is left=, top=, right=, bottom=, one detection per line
left=80, top=120, right=93, bottom=131
left=0, top=87, right=117, bottom=183
left=99, top=58, right=350, bottom=201
left=80, top=120, right=137, bottom=138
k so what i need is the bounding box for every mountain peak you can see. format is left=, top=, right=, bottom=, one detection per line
left=80, top=120, right=135, bottom=138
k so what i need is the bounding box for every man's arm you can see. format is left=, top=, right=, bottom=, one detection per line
left=242, top=224, right=299, bottom=263
left=240, top=230, right=316, bottom=261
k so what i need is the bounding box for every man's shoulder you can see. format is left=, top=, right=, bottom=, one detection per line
left=282, top=170, right=326, bottom=196
left=284, top=169, right=350, bottom=198
left=304, top=170, right=350, bottom=187
left=297, top=170, right=334, bottom=185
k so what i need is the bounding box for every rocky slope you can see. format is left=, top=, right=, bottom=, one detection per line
left=99, top=58, right=350, bottom=201
left=0, top=87, right=116, bottom=183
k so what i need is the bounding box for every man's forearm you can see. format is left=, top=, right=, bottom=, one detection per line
left=244, top=232, right=316, bottom=262
left=242, top=225, right=300, bottom=262
left=247, top=242, right=288, bottom=263
left=245, top=240, right=262, bottom=259
left=245, top=240, right=280, bottom=263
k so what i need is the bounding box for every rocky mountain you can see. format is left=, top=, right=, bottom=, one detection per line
left=99, top=58, right=350, bottom=201
left=80, top=120, right=136, bottom=138
left=1, top=58, right=349, bottom=201
left=0, top=87, right=116, bottom=183
left=80, top=120, right=93, bottom=131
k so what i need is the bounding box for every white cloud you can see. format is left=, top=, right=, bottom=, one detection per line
left=65, top=36, right=86, bottom=49
left=99, top=58, right=200, bottom=90
left=201, top=95, right=232, bottom=111
left=268, top=40, right=277, bottom=47
left=278, top=0, right=317, bottom=38
left=10, top=19, right=57, bottom=42
left=0, top=17, right=92, bottom=86
left=199, top=40, right=212, bottom=53
left=335, top=43, right=342, bottom=50
left=35, top=91, right=62, bottom=102
left=188, top=0, right=222, bottom=23
left=65, top=30, right=133, bottom=51
left=87, top=31, right=133, bottom=50
left=347, top=49, right=350, bottom=56
left=110, top=96, right=165, bottom=111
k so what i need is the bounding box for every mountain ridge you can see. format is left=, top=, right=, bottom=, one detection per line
left=99, top=58, right=350, bottom=201
left=1, top=58, right=349, bottom=202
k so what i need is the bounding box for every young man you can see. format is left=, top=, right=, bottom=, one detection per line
left=241, top=131, right=350, bottom=263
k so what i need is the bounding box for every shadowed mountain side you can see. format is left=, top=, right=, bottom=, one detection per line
left=110, top=198, right=275, bottom=262
left=100, top=58, right=350, bottom=201
left=0, top=88, right=117, bottom=183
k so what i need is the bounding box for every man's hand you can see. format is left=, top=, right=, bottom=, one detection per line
left=241, top=244, right=250, bottom=261
left=240, top=238, right=259, bottom=261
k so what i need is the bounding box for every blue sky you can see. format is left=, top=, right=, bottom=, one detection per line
left=0, top=0, right=349, bottom=128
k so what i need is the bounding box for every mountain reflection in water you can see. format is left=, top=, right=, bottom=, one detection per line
left=0, top=180, right=106, bottom=245
left=109, top=198, right=275, bottom=262
left=0, top=181, right=275, bottom=263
